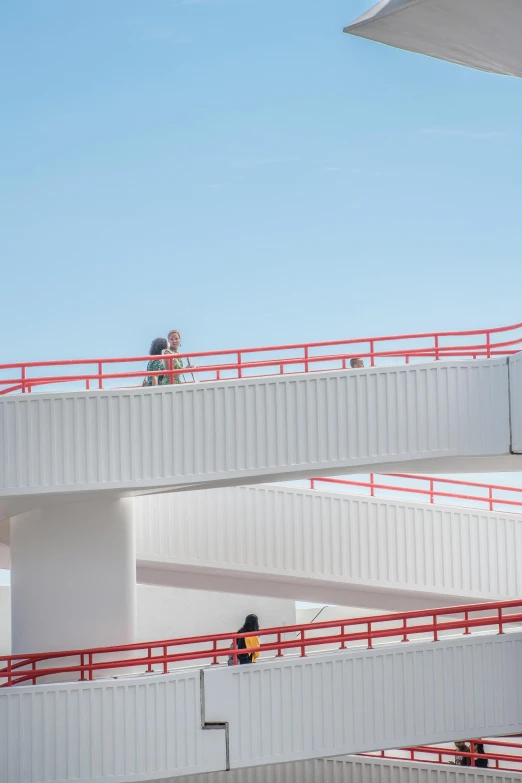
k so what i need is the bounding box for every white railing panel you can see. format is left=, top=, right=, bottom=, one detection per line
left=0, top=671, right=226, bottom=783
left=0, top=360, right=510, bottom=511
left=204, top=633, right=522, bottom=769
left=135, top=485, right=522, bottom=609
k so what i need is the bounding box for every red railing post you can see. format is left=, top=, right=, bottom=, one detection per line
left=470, top=740, right=475, bottom=767
left=88, top=652, right=93, bottom=681
left=402, top=618, right=408, bottom=642
left=433, top=614, right=438, bottom=642
left=98, top=362, right=103, bottom=389
left=429, top=478, right=434, bottom=504
left=498, top=607, right=504, bottom=634
left=163, top=645, right=168, bottom=674
left=277, top=632, right=283, bottom=657
left=369, top=340, right=375, bottom=367
left=212, top=639, right=218, bottom=665
left=80, top=653, right=85, bottom=681
left=464, top=610, right=470, bottom=634
left=168, top=355, right=174, bottom=385
left=300, top=629, right=306, bottom=658
left=434, top=334, right=440, bottom=360
left=489, top=487, right=493, bottom=512
left=340, top=625, right=346, bottom=650
left=370, top=474, right=375, bottom=497
left=237, top=353, right=242, bottom=379
left=486, top=331, right=491, bottom=358
left=367, top=622, right=373, bottom=649
left=147, top=647, right=152, bottom=673
left=21, top=366, right=26, bottom=394
left=304, top=345, right=309, bottom=373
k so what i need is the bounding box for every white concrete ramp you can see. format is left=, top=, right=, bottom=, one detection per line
left=175, top=756, right=521, bottom=783
left=135, top=484, right=522, bottom=610
left=0, top=358, right=515, bottom=521
left=2, top=631, right=522, bottom=783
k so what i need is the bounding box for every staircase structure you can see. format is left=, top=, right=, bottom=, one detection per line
left=2, top=322, right=522, bottom=782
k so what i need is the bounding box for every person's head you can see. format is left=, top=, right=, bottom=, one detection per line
left=475, top=743, right=485, bottom=754
left=150, top=337, right=168, bottom=356
left=168, top=330, right=181, bottom=352
left=240, top=614, right=259, bottom=633
left=350, top=357, right=364, bottom=369
left=455, top=741, right=468, bottom=751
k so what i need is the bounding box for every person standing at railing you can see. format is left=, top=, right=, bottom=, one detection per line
left=236, top=614, right=260, bottom=665
left=162, top=329, right=192, bottom=384
left=144, top=338, right=170, bottom=386
left=350, top=358, right=364, bottom=368
left=452, top=741, right=471, bottom=766
left=473, top=743, right=488, bottom=768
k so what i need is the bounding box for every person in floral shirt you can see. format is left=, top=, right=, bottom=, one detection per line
left=144, top=337, right=170, bottom=386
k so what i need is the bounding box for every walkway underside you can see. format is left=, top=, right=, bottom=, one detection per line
left=3, top=357, right=522, bottom=522
left=134, top=485, right=522, bottom=611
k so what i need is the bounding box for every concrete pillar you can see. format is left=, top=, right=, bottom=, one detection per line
left=10, top=498, right=136, bottom=654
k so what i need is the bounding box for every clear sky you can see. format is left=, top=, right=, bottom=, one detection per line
left=1, top=0, right=521, bottom=587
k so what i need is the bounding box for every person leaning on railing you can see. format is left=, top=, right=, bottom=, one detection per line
left=143, top=338, right=170, bottom=386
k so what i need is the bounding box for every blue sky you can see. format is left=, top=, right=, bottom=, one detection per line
left=1, top=0, right=521, bottom=587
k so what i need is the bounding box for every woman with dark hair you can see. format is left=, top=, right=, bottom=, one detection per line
left=236, top=614, right=260, bottom=665
left=474, top=743, right=488, bottom=768
left=144, top=337, right=169, bottom=386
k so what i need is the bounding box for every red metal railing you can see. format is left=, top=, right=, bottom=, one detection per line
left=365, top=737, right=522, bottom=773
left=1, top=321, right=522, bottom=395
left=310, top=473, right=522, bottom=514
left=1, top=599, right=521, bottom=687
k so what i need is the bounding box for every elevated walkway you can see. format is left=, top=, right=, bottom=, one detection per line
left=1, top=356, right=522, bottom=522
left=135, top=480, right=522, bottom=610
left=1, top=602, right=522, bottom=783
left=175, top=756, right=521, bottom=783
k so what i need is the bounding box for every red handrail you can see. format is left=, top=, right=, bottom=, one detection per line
left=364, top=737, right=522, bottom=772
left=1, top=598, right=521, bottom=687
left=309, top=473, right=522, bottom=514
left=1, top=321, right=522, bottom=395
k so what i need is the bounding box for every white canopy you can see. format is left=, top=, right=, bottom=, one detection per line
left=344, top=0, right=522, bottom=77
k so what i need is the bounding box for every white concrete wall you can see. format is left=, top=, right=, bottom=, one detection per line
left=510, top=352, right=522, bottom=454
left=0, top=584, right=295, bottom=656
left=135, top=485, right=522, bottom=610
left=0, top=586, right=10, bottom=655
left=3, top=633, right=522, bottom=783
left=204, top=632, right=522, bottom=770
left=0, top=669, right=226, bottom=783
left=0, top=360, right=512, bottom=520
left=174, top=756, right=522, bottom=783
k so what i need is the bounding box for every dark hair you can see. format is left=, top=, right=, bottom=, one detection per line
left=150, top=337, right=168, bottom=356
left=475, top=743, right=485, bottom=754
left=350, top=357, right=362, bottom=368
left=239, top=614, right=259, bottom=633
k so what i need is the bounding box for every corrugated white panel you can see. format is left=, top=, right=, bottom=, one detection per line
left=175, top=755, right=522, bottom=783
left=0, top=670, right=226, bottom=783
left=204, top=632, right=522, bottom=769
left=135, top=485, right=522, bottom=610
left=509, top=353, right=522, bottom=454
left=0, top=360, right=511, bottom=512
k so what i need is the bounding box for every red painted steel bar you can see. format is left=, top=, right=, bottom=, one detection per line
left=309, top=474, right=522, bottom=514
left=1, top=599, right=521, bottom=687
left=1, top=321, right=522, bottom=395
left=362, top=738, right=522, bottom=773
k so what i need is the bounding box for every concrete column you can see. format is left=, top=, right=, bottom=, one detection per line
left=10, top=498, right=136, bottom=654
